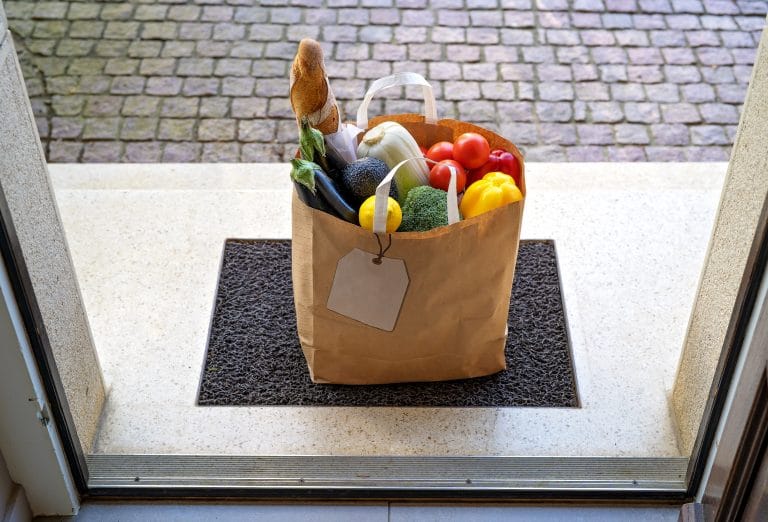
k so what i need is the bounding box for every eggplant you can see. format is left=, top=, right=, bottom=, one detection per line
left=321, top=138, right=351, bottom=181
left=313, top=168, right=358, bottom=224
left=293, top=180, right=332, bottom=214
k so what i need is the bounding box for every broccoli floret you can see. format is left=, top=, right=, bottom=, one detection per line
left=398, top=185, right=451, bottom=232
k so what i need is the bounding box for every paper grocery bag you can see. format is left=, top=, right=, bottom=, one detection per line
left=291, top=114, right=525, bottom=384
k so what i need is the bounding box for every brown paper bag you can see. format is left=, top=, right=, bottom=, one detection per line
left=291, top=114, right=526, bottom=384
left=291, top=72, right=525, bottom=384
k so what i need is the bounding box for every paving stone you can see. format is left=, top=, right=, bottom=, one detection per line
left=111, top=76, right=145, bottom=95
left=662, top=48, right=696, bottom=64
left=52, top=95, right=85, bottom=116
left=123, top=142, right=163, bottom=162
left=566, top=145, right=606, bottom=161
left=599, top=64, right=627, bottom=82
left=121, top=117, right=158, bottom=140
left=179, top=22, right=213, bottom=40
left=102, top=21, right=140, bottom=39
left=32, top=1, right=68, bottom=20
left=589, top=101, right=624, bottom=122
left=128, top=41, right=162, bottom=58
left=162, top=97, right=200, bottom=117
left=147, top=77, right=184, bottom=96
left=698, top=102, right=740, bottom=123
left=158, top=119, right=196, bottom=141
left=644, top=146, right=687, bottom=160
left=650, top=30, right=687, bottom=46
left=200, top=98, right=231, bottom=118
left=614, top=29, right=650, bottom=46
left=82, top=117, right=120, bottom=139
left=162, top=142, right=202, bottom=162
left=49, top=141, right=83, bottom=162
left=632, top=14, right=667, bottom=29
left=685, top=146, right=730, bottom=161
left=162, top=41, right=196, bottom=58
left=51, top=117, right=83, bottom=139
left=575, top=82, right=611, bottom=101
left=198, top=118, right=236, bottom=141
left=135, top=5, right=170, bottom=21
left=66, top=3, right=102, bottom=20
left=139, top=58, right=176, bottom=76
left=700, top=66, right=736, bottom=84
left=82, top=141, right=122, bottom=162
left=122, top=96, right=160, bottom=117
left=607, top=146, right=647, bottom=161
left=177, top=58, right=214, bottom=77
left=536, top=102, right=573, bottom=122
left=625, top=102, right=661, bottom=122
left=84, top=96, right=124, bottom=117
left=183, top=77, right=220, bottom=96
left=691, top=125, right=728, bottom=144
left=572, top=64, right=599, bottom=81
left=202, top=142, right=240, bottom=162
left=238, top=120, right=277, bottom=142
left=716, top=83, right=747, bottom=104
left=213, top=23, right=246, bottom=41
left=100, top=4, right=134, bottom=21
left=577, top=124, right=613, bottom=144
left=672, top=0, right=704, bottom=13
left=539, top=12, right=571, bottom=29
left=732, top=48, right=757, bottom=65
left=615, top=123, right=650, bottom=144
left=628, top=65, right=664, bottom=83
left=682, top=83, right=716, bottom=102
left=56, top=39, right=95, bottom=57
left=94, top=41, right=130, bottom=58
left=611, top=83, right=646, bottom=100
left=202, top=6, right=234, bottom=22
left=664, top=65, right=702, bottom=83
left=539, top=124, right=577, bottom=145
left=592, top=47, right=627, bottom=64
left=661, top=102, right=701, bottom=122
left=231, top=42, right=264, bottom=58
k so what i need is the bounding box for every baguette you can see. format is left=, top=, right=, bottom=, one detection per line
left=289, top=39, right=341, bottom=135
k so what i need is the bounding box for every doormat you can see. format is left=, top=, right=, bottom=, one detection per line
left=197, top=239, right=578, bottom=407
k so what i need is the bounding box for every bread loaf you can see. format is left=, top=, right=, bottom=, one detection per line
left=290, top=39, right=340, bottom=135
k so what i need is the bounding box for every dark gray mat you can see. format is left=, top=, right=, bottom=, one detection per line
left=197, top=239, right=578, bottom=407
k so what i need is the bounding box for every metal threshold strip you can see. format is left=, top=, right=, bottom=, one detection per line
left=86, top=455, right=689, bottom=499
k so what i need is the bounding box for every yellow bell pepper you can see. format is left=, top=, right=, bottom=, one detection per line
left=460, top=172, right=523, bottom=219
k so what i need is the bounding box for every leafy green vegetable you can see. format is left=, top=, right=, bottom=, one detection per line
left=290, top=158, right=322, bottom=194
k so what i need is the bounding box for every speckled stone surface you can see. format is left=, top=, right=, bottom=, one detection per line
left=672, top=28, right=768, bottom=456
left=50, top=163, right=725, bottom=457
left=198, top=240, right=577, bottom=408
left=0, top=37, right=103, bottom=453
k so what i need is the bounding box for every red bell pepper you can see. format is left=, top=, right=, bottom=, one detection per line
left=467, top=149, right=521, bottom=187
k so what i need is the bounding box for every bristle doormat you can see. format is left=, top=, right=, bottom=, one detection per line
left=197, top=239, right=578, bottom=408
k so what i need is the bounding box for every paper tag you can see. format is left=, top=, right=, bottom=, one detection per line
left=326, top=248, right=409, bottom=332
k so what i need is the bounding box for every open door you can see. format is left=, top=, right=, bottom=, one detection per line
left=699, top=200, right=768, bottom=520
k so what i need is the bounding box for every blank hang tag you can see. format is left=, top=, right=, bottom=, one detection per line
left=326, top=249, right=409, bottom=332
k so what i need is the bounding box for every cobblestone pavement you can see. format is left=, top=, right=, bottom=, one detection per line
left=4, top=0, right=767, bottom=163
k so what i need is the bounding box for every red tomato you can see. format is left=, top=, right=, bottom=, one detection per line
left=419, top=145, right=428, bottom=157
left=426, top=141, right=454, bottom=163
left=429, top=160, right=466, bottom=193
left=453, top=132, right=490, bottom=169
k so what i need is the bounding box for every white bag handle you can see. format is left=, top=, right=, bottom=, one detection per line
left=356, top=72, right=438, bottom=130
left=373, top=158, right=460, bottom=235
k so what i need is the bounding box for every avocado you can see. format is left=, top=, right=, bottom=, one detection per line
left=339, top=157, right=399, bottom=207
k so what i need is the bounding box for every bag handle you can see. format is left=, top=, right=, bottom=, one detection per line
left=373, top=158, right=460, bottom=235
left=356, top=72, right=438, bottom=130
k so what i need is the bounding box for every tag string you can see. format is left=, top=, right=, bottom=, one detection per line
left=373, top=233, right=392, bottom=265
